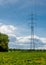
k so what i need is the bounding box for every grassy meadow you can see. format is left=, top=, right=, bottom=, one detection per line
left=0, top=50, right=46, bottom=65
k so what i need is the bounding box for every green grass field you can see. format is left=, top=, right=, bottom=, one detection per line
left=0, top=51, right=46, bottom=65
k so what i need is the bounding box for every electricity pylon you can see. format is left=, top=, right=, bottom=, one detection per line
left=28, top=0, right=37, bottom=50
left=31, top=13, right=35, bottom=50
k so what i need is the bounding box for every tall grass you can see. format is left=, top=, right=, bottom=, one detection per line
left=0, top=51, right=46, bottom=65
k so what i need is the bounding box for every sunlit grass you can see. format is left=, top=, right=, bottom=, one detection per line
left=0, top=51, right=46, bottom=65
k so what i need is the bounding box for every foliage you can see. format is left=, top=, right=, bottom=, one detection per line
left=0, top=33, right=9, bottom=51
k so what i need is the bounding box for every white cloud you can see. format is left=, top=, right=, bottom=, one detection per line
left=17, top=36, right=31, bottom=43
left=8, top=35, right=46, bottom=49
left=0, top=24, right=16, bottom=35
left=14, top=35, right=46, bottom=49
left=36, top=45, right=46, bottom=50
left=17, top=35, right=46, bottom=44
left=40, top=38, right=46, bottom=43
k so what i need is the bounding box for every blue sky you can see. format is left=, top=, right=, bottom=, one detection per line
left=0, top=0, right=46, bottom=49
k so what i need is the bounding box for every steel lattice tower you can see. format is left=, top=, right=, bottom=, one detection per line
left=27, top=0, right=36, bottom=49
left=31, top=13, right=35, bottom=49
left=30, top=0, right=36, bottom=49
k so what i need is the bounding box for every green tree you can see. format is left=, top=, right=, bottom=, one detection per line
left=0, top=33, right=9, bottom=51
